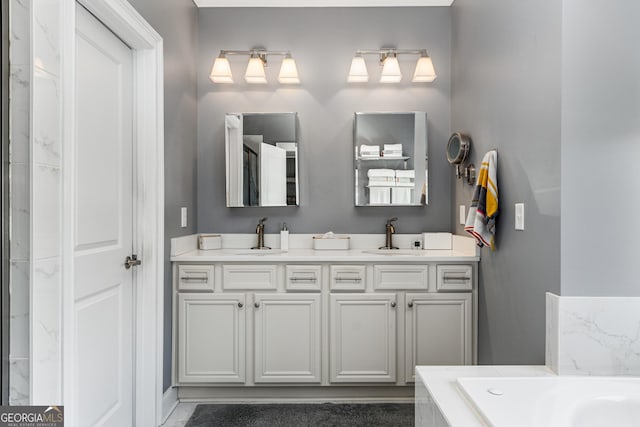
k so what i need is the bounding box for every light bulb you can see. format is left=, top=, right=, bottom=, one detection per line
left=245, top=56, right=267, bottom=84
left=412, top=55, right=437, bottom=83
left=278, top=57, right=300, bottom=84
left=380, top=55, right=402, bottom=83
left=348, top=55, right=369, bottom=83
left=209, top=56, right=233, bottom=83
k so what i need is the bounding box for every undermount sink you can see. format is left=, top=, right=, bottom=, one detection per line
left=222, top=249, right=284, bottom=255
left=362, top=249, right=424, bottom=256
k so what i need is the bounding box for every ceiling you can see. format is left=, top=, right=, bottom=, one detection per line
left=194, top=0, right=453, bottom=7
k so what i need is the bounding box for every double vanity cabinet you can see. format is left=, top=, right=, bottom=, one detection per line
left=171, top=235, right=478, bottom=400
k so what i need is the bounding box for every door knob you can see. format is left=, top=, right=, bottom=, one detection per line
left=238, top=302, right=243, bottom=308
left=124, top=254, right=142, bottom=269
left=254, top=302, right=260, bottom=308
left=408, top=301, right=414, bottom=308
left=390, top=301, right=397, bottom=308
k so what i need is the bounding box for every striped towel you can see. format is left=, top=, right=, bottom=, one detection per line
left=465, top=150, right=498, bottom=249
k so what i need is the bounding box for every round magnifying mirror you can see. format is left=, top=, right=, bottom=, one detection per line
left=446, top=132, right=470, bottom=165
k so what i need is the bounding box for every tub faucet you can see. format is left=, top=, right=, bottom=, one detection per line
left=380, top=217, right=399, bottom=250
left=252, top=217, right=271, bottom=249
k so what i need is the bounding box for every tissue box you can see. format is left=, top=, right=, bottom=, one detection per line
left=198, top=234, right=222, bottom=250
left=422, top=232, right=452, bottom=250
left=312, top=235, right=350, bottom=250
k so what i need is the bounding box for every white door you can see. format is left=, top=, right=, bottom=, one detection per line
left=259, top=143, right=286, bottom=206
left=254, top=294, right=321, bottom=383
left=330, top=293, right=397, bottom=383
left=405, top=293, right=472, bottom=382
left=74, top=4, right=135, bottom=426
left=178, top=293, right=246, bottom=383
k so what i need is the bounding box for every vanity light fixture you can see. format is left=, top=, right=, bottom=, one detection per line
left=347, top=54, right=369, bottom=83
left=210, top=49, right=300, bottom=85
left=412, top=53, right=437, bottom=83
left=278, top=54, right=300, bottom=84
left=245, top=53, right=268, bottom=84
left=347, top=48, right=437, bottom=84
left=380, top=52, right=402, bottom=83
left=210, top=54, right=233, bottom=83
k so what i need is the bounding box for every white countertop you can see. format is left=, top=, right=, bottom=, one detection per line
left=170, top=233, right=481, bottom=262
left=416, top=365, right=555, bottom=427
left=171, top=247, right=479, bottom=262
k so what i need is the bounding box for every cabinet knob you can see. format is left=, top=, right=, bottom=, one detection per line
left=254, top=302, right=260, bottom=308
left=238, top=302, right=243, bottom=308
left=390, top=301, right=397, bottom=308
left=408, top=301, right=414, bottom=308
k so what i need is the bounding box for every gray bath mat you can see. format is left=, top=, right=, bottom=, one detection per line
left=185, top=403, right=414, bottom=427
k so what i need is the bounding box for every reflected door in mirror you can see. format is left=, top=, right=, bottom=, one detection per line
left=226, top=113, right=299, bottom=207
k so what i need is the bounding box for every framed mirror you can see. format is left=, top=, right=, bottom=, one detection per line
left=354, top=112, right=428, bottom=206
left=225, top=112, right=299, bottom=207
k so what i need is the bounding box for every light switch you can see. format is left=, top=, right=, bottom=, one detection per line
left=181, top=207, right=187, bottom=228
left=515, top=203, right=525, bottom=230
left=459, top=205, right=466, bottom=225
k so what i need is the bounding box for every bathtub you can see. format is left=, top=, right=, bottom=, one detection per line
left=457, top=376, right=640, bottom=427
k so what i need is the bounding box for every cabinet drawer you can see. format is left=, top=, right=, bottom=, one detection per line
left=330, top=265, right=365, bottom=291
left=223, top=265, right=277, bottom=290
left=373, top=265, right=429, bottom=290
left=436, top=265, right=473, bottom=291
left=286, top=265, right=322, bottom=291
left=178, top=264, right=215, bottom=291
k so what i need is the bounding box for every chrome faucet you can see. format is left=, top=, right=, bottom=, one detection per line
left=252, top=217, right=270, bottom=249
left=380, top=217, right=399, bottom=250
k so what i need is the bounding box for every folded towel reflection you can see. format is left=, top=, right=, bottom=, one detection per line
left=395, top=170, right=415, bottom=186
left=383, top=144, right=403, bottom=157
left=360, top=144, right=380, bottom=157
left=368, top=169, right=396, bottom=187
left=465, top=150, right=498, bottom=249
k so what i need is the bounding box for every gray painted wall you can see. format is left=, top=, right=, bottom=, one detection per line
left=127, top=0, right=199, bottom=391
left=197, top=7, right=452, bottom=235
left=561, top=1, right=640, bottom=296
left=451, top=0, right=561, bottom=364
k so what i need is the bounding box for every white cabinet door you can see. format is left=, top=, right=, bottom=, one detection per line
left=405, top=293, right=472, bottom=382
left=178, top=293, right=246, bottom=383
left=254, top=294, right=321, bottom=383
left=330, top=293, right=397, bottom=382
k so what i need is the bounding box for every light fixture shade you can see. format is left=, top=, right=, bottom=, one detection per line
left=210, top=56, right=233, bottom=83
left=278, top=57, right=300, bottom=84
left=380, top=56, right=402, bottom=83
left=412, top=55, right=437, bottom=82
left=245, top=57, right=267, bottom=84
left=348, top=56, right=369, bottom=83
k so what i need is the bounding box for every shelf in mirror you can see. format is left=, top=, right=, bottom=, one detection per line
left=357, top=156, right=411, bottom=161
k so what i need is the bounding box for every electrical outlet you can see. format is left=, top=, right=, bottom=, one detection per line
left=515, top=203, right=525, bottom=230
left=181, top=207, right=187, bottom=228
left=459, top=205, right=466, bottom=225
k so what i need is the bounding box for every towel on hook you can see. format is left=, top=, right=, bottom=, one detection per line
left=465, top=150, right=498, bottom=249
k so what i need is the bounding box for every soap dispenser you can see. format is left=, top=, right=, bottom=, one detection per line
left=281, top=223, right=289, bottom=252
